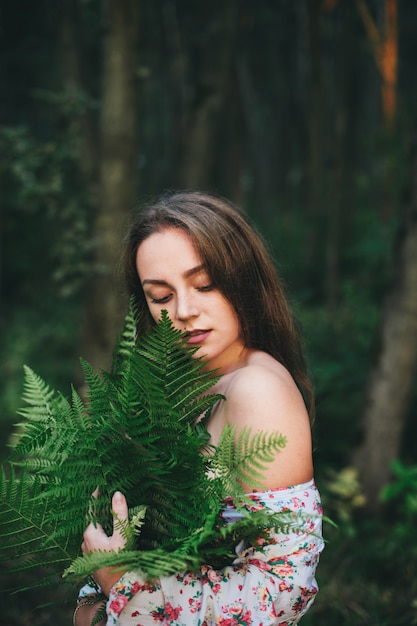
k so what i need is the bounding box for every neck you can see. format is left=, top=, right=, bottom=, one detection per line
left=203, top=346, right=250, bottom=377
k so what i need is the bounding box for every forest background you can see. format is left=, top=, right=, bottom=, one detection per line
left=0, top=0, right=416, bottom=624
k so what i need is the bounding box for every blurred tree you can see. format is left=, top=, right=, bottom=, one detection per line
left=355, top=0, right=398, bottom=132
left=353, top=128, right=417, bottom=513
left=323, top=0, right=357, bottom=311
left=177, top=1, right=237, bottom=189
left=326, top=0, right=398, bottom=133
left=59, top=0, right=98, bottom=188
left=356, top=0, right=398, bottom=220
left=305, top=0, right=325, bottom=282
left=80, top=0, right=139, bottom=373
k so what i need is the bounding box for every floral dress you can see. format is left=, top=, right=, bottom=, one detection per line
left=104, top=479, right=324, bottom=626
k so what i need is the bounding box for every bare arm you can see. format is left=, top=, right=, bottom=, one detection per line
left=222, top=362, right=313, bottom=490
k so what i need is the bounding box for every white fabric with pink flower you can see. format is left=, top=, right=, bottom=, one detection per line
left=105, top=479, right=324, bottom=626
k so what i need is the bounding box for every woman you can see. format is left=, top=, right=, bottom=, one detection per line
left=74, top=191, right=324, bottom=626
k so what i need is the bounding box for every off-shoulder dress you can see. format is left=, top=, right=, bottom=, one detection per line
left=101, top=479, right=324, bottom=626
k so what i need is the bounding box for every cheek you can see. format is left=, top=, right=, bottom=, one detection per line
left=145, top=302, right=163, bottom=323
left=218, top=300, right=241, bottom=336
left=150, top=310, right=160, bottom=323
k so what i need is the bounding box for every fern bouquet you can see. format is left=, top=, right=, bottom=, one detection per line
left=0, top=307, right=288, bottom=591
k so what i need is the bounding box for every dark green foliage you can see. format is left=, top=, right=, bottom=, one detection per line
left=300, top=461, right=417, bottom=625
left=0, top=125, right=91, bottom=301
left=0, top=467, right=74, bottom=590
left=0, top=306, right=288, bottom=589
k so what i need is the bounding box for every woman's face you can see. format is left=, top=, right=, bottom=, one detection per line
left=136, top=227, right=247, bottom=374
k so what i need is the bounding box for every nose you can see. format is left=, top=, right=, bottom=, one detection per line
left=175, top=291, right=199, bottom=323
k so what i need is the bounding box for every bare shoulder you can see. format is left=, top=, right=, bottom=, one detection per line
left=224, top=351, right=309, bottom=428
left=216, top=351, right=314, bottom=488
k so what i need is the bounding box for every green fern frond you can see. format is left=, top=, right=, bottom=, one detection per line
left=0, top=303, right=294, bottom=593
left=113, top=304, right=138, bottom=361
left=80, top=358, right=116, bottom=422
left=210, top=426, right=287, bottom=492
left=0, top=466, right=76, bottom=577
left=19, top=365, right=56, bottom=412
left=64, top=547, right=197, bottom=581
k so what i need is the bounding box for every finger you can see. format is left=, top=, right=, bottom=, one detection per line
left=111, top=491, right=129, bottom=546
left=112, top=491, right=128, bottom=521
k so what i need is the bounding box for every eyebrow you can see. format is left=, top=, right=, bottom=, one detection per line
left=142, top=264, right=206, bottom=286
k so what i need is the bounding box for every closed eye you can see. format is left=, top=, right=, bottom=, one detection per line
left=151, top=295, right=171, bottom=304
left=197, top=284, right=214, bottom=292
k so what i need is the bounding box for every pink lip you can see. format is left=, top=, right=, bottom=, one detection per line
left=185, top=330, right=211, bottom=345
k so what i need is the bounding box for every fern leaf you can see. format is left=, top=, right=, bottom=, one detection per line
left=64, top=548, right=197, bottom=581
left=0, top=467, right=75, bottom=579
left=0, top=306, right=297, bottom=594
left=210, top=426, right=287, bottom=492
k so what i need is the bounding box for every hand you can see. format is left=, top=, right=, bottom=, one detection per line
left=82, top=491, right=129, bottom=596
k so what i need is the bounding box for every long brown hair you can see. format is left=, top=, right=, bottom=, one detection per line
left=123, top=190, right=315, bottom=422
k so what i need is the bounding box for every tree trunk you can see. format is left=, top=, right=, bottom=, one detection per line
left=59, top=0, right=98, bottom=187
left=355, top=0, right=397, bottom=132
left=305, top=0, right=325, bottom=281
left=353, top=132, right=417, bottom=514
left=236, top=56, right=272, bottom=212
left=80, top=0, right=139, bottom=373
left=324, top=1, right=355, bottom=310
left=355, top=0, right=398, bottom=218
left=179, top=2, right=237, bottom=189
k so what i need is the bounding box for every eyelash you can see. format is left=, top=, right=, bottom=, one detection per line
left=151, top=296, right=171, bottom=304
left=150, top=285, right=214, bottom=305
